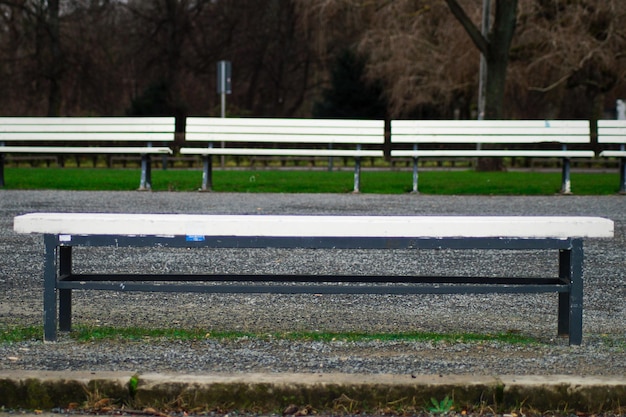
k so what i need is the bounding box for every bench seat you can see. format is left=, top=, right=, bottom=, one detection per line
left=14, top=213, right=614, bottom=239
left=0, top=117, right=175, bottom=190
left=180, top=117, right=385, bottom=192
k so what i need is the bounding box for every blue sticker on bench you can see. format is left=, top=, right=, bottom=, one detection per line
left=186, top=235, right=205, bottom=242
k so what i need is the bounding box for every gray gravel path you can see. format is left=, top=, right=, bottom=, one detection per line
left=0, top=190, right=624, bottom=376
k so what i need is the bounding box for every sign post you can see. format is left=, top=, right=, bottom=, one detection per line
left=217, top=61, right=232, bottom=167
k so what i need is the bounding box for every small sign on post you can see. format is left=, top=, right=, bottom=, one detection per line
left=217, top=60, right=232, bottom=95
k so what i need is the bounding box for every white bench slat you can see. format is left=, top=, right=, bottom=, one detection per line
left=184, top=133, right=382, bottom=144
left=390, top=134, right=589, bottom=144
left=13, top=213, right=614, bottom=239
left=1, top=146, right=172, bottom=154
left=185, top=125, right=382, bottom=136
left=0, top=116, right=175, bottom=125
left=186, top=117, right=383, bottom=128
left=391, top=150, right=595, bottom=158
left=0, top=133, right=175, bottom=141
left=391, top=120, right=589, bottom=128
left=0, top=117, right=175, bottom=123
left=181, top=148, right=382, bottom=157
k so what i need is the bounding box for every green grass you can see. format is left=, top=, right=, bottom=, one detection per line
left=2, top=167, right=622, bottom=194
left=0, top=325, right=538, bottom=345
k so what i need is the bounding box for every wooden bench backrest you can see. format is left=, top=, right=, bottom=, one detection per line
left=597, top=120, right=626, bottom=144
left=185, top=117, right=385, bottom=145
left=391, top=120, right=590, bottom=144
left=0, top=117, right=176, bottom=142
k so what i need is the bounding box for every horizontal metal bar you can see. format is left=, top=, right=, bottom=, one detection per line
left=57, top=235, right=574, bottom=250
left=59, top=273, right=568, bottom=286
left=54, top=281, right=569, bottom=294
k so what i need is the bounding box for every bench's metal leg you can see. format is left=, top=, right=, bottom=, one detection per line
left=353, top=158, right=361, bottom=193
left=59, top=246, right=72, bottom=332
left=558, top=239, right=583, bottom=345
left=412, top=157, right=419, bottom=193
left=201, top=156, right=213, bottom=191
left=619, top=157, right=626, bottom=194
left=43, top=235, right=58, bottom=342
left=560, top=157, right=572, bottom=194
left=0, top=152, right=5, bottom=187
left=139, top=154, right=152, bottom=191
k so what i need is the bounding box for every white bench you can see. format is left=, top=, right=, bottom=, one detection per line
left=0, top=117, right=175, bottom=190
left=390, top=120, right=594, bottom=194
left=180, top=117, right=385, bottom=192
left=13, top=213, right=614, bottom=344
left=597, top=120, right=626, bottom=193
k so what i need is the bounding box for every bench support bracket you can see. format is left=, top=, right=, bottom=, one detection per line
left=42, top=234, right=586, bottom=345
left=558, top=239, right=583, bottom=344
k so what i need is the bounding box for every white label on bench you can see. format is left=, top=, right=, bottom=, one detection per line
left=59, top=234, right=72, bottom=242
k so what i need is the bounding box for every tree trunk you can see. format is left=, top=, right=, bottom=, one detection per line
left=446, top=0, right=518, bottom=170
left=484, top=0, right=517, bottom=120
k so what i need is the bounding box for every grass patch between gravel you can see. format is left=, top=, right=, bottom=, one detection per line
left=0, top=325, right=539, bottom=345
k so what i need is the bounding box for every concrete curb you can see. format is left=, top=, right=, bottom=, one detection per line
left=1, top=371, right=626, bottom=414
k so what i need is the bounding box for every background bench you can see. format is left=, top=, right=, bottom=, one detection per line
left=597, top=120, right=626, bottom=193
left=390, top=120, right=593, bottom=194
left=0, top=117, right=175, bottom=190
left=180, top=117, right=385, bottom=192
left=13, top=213, right=614, bottom=345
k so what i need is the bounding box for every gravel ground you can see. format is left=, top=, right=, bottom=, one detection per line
left=0, top=190, right=624, bottom=376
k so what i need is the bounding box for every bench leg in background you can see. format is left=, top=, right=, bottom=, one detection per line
left=43, top=235, right=58, bottom=342
left=558, top=238, right=584, bottom=345
left=139, top=154, right=152, bottom=191
left=353, top=158, right=361, bottom=193
left=59, top=246, right=72, bottom=332
left=201, top=156, right=213, bottom=191
left=560, top=157, right=572, bottom=194
left=616, top=158, right=626, bottom=194
left=412, top=157, right=419, bottom=193
left=0, top=153, right=4, bottom=187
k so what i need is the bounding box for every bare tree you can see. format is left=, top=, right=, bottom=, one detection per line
left=0, top=0, right=65, bottom=115
left=357, top=1, right=479, bottom=118
left=509, top=0, right=626, bottom=123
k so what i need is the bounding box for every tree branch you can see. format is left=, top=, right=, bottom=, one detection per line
left=444, top=0, right=489, bottom=55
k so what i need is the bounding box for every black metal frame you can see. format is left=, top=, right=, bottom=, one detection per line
left=42, top=234, right=584, bottom=344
